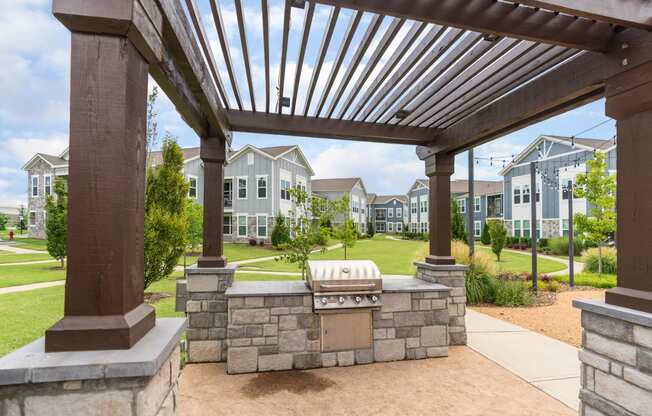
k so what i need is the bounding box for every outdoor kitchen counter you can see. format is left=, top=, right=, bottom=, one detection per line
left=382, top=277, right=450, bottom=293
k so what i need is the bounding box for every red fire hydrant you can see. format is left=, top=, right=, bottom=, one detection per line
left=8, top=231, right=14, bottom=240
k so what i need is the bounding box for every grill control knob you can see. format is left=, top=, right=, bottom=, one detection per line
left=338, top=296, right=345, bottom=304
left=321, top=297, right=328, bottom=305
left=370, top=295, right=378, bottom=303
left=354, top=296, right=362, bottom=303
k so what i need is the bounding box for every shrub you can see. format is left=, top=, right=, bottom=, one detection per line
left=543, top=281, right=560, bottom=292
left=549, top=236, right=583, bottom=256
left=582, top=247, right=617, bottom=274
left=367, top=221, right=375, bottom=238
left=480, top=221, right=491, bottom=245
left=451, top=240, right=497, bottom=276
left=465, top=268, right=495, bottom=305
left=271, top=214, right=290, bottom=248
left=494, top=280, right=533, bottom=306
left=248, top=238, right=257, bottom=246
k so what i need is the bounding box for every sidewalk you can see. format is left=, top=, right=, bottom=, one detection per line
left=465, top=309, right=580, bottom=411
left=0, top=244, right=43, bottom=255
left=0, top=280, right=65, bottom=295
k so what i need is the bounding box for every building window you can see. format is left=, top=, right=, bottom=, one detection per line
left=237, top=177, right=247, bottom=199
left=396, top=223, right=402, bottom=232
left=29, top=211, right=36, bottom=226
left=513, top=186, right=521, bottom=205
left=523, top=219, right=531, bottom=238
left=187, top=176, right=198, bottom=199
left=474, top=196, right=481, bottom=213
left=31, top=176, right=38, bottom=197
left=257, top=215, right=268, bottom=238
left=247, top=152, right=254, bottom=165
left=352, top=200, right=359, bottom=213
left=514, top=220, right=521, bottom=237
left=562, top=219, right=569, bottom=237
left=420, top=199, right=428, bottom=213
left=377, top=222, right=386, bottom=232
left=411, top=223, right=417, bottom=232
left=296, top=176, right=307, bottom=193
left=459, top=199, right=466, bottom=213
left=257, top=175, right=267, bottom=199
left=238, top=215, right=247, bottom=236
left=224, top=215, right=232, bottom=235
left=280, top=179, right=291, bottom=201
left=43, top=210, right=47, bottom=226
left=388, top=209, right=393, bottom=218
left=396, top=208, right=402, bottom=217
left=44, top=175, right=52, bottom=196
left=562, top=180, right=574, bottom=200
left=388, top=222, right=394, bottom=232
left=411, top=198, right=417, bottom=214
left=522, top=185, right=531, bottom=204
left=474, top=221, right=481, bottom=238
left=224, top=179, right=233, bottom=208
left=375, top=209, right=386, bottom=221
left=536, top=220, right=541, bottom=239
left=535, top=184, right=541, bottom=203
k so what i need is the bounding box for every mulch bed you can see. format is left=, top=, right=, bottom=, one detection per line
left=144, top=292, right=172, bottom=305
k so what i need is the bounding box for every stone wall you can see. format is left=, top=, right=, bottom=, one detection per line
left=542, top=219, right=560, bottom=238
left=415, top=263, right=468, bottom=345
left=576, top=300, right=652, bottom=416
left=185, top=266, right=236, bottom=363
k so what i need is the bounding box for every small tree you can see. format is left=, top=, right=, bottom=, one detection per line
left=45, top=178, right=68, bottom=268
left=0, top=213, right=8, bottom=231
left=16, top=205, right=26, bottom=235
left=573, top=152, right=616, bottom=276
left=144, top=138, right=189, bottom=289
left=185, top=199, right=203, bottom=254
left=271, top=213, right=290, bottom=248
left=451, top=199, right=466, bottom=242
left=480, top=221, right=491, bottom=245
left=488, top=220, right=507, bottom=262
left=367, top=220, right=375, bottom=238
left=278, top=187, right=329, bottom=279
left=335, top=218, right=358, bottom=260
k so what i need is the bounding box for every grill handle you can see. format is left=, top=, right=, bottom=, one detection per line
left=318, top=283, right=377, bottom=290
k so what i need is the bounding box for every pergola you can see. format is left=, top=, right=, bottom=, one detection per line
left=47, top=0, right=652, bottom=352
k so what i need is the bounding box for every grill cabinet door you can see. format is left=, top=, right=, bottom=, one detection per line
left=320, top=311, right=372, bottom=352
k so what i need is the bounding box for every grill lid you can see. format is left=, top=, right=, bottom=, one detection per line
left=308, top=260, right=381, bottom=281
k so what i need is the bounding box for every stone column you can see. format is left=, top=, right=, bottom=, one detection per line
left=198, top=135, right=227, bottom=268
left=604, top=60, right=652, bottom=313
left=44, top=28, right=154, bottom=352
left=425, top=152, right=455, bottom=265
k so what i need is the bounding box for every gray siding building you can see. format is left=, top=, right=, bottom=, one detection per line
left=367, top=194, right=408, bottom=233
left=500, top=135, right=616, bottom=238
left=311, top=178, right=369, bottom=233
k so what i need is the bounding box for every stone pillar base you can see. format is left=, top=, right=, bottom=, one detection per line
left=574, top=299, right=652, bottom=416
left=0, top=318, right=185, bottom=416
left=415, top=262, right=468, bottom=345
left=185, top=264, right=237, bottom=363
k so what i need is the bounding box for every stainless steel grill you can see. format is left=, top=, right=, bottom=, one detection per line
left=307, top=260, right=382, bottom=311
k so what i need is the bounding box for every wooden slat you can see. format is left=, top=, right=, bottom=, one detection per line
left=209, top=0, right=243, bottom=110
left=184, top=0, right=229, bottom=109
left=261, top=0, right=270, bottom=112
left=313, top=0, right=614, bottom=51
left=325, top=14, right=387, bottom=118
left=336, top=18, right=419, bottom=120
left=291, top=2, right=316, bottom=115
left=401, top=38, right=523, bottom=126
left=351, top=23, right=443, bottom=121
left=226, top=110, right=440, bottom=144
left=303, top=6, right=341, bottom=116
left=234, top=0, right=256, bottom=111
left=276, top=0, right=292, bottom=113
left=314, top=10, right=363, bottom=117
left=367, top=28, right=466, bottom=123
left=515, top=0, right=652, bottom=30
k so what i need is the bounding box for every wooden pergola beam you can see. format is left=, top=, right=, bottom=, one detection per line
left=226, top=110, right=439, bottom=145
left=516, top=0, right=652, bottom=30
left=422, top=29, right=652, bottom=156
left=313, top=0, right=615, bottom=51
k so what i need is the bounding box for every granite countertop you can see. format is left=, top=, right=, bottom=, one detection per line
left=382, top=277, right=450, bottom=293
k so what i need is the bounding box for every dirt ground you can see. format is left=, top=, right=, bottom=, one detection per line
left=178, top=347, right=574, bottom=416
left=472, top=289, right=605, bottom=347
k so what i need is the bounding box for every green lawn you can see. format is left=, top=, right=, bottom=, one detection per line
left=553, top=272, right=616, bottom=288
left=0, top=263, right=66, bottom=288
left=0, top=252, right=54, bottom=264
left=240, top=238, right=427, bottom=275
left=2, top=237, right=48, bottom=251
left=177, top=243, right=282, bottom=265
left=476, top=246, right=566, bottom=274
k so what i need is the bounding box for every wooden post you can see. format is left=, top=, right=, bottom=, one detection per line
left=530, top=161, right=538, bottom=291
left=604, top=60, right=652, bottom=313
left=425, top=153, right=455, bottom=265
left=468, top=149, right=475, bottom=255
left=197, top=134, right=227, bottom=268
left=45, top=32, right=155, bottom=352
left=568, top=180, right=575, bottom=287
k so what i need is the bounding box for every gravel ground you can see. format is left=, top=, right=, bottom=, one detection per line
left=472, top=289, right=605, bottom=347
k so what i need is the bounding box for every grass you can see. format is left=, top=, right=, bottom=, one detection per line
left=177, top=243, right=283, bottom=266
left=553, top=272, right=616, bottom=288
left=1, top=237, right=48, bottom=251
left=235, top=272, right=300, bottom=281
left=476, top=246, right=566, bottom=274
left=0, top=252, right=54, bottom=264
left=0, top=263, right=67, bottom=288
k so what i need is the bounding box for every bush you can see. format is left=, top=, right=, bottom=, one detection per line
left=494, top=279, right=533, bottom=306
left=248, top=238, right=257, bottom=246
left=548, top=236, right=583, bottom=255
left=539, top=238, right=549, bottom=248
left=582, top=247, right=617, bottom=274
left=480, top=221, right=491, bottom=245
left=466, top=269, right=495, bottom=305
left=271, top=214, right=291, bottom=248
left=451, top=240, right=497, bottom=276
left=367, top=221, right=375, bottom=238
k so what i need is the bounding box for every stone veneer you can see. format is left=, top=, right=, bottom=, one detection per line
left=542, top=219, right=561, bottom=239
left=575, top=299, right=652, bottom=416
left=184, top=265, right=237, bottom=363
left=223, top=279, right=451, bottom=374
left=415, top=262, right=468, bottom=345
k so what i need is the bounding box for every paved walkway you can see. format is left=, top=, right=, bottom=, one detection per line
left=466, top=309, right=580, bottom=411
left=0, top=280, right=65, bottom=295
left=0, top=244, right=43, bottom=254
left=0, top=259, right=58, bottom=267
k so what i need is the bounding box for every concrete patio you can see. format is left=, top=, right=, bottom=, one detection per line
left=178, top=346, right=574, bottom=416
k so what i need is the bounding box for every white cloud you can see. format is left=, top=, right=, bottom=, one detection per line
left=3, top=135, right=69, bottom=163
left=0, top=167, right=19, bottom=175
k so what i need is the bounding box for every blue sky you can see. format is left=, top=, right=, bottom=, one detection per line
left=0, top=0, right=616, bottom=206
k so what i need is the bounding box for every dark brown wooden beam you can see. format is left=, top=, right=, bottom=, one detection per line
left=516, top=0, right=652, bottom=30
left=423, top=29, right=652, bottom=155
left=226, top=111, right=439, bottom=145
left=313, top=0, right=615, bottom=51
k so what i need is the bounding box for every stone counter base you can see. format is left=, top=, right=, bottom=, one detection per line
left=225, top=289, right=450, bottom=374
left=575, top=300, right=652, bottom=416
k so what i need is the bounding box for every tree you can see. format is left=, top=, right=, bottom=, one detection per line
left=45, top=178, right=68, bottom=268
left=451, top=199, right=466, bottom=242
left=335, top=218, right=358, bottom=260
left=146, top=86, right=160, bottom=159
left=573, top=152, right=616, bottom=276
left=16, top=205, right=26, bottom=234
left=367, top=220, right=375, bottom=238
left=278, top=187, right=329, bottom=280
left=144, top=138, right=189, bottom=289
left=271, top=213, right=290, bottom=248
left=185, top=199, right=203, bottom=254
left=480, top=221, right=491, bottom=245
left=0, top=213, right=8, bottom=231
left=488, top=220, right=507, bottom=262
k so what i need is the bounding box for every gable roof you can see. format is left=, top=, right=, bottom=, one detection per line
left=148, top=147, right=201, bottom=166
left=370, top=195, right=408, bottom=205
left=311, top=178, right=363, bottom=193
left=227, top=144, right=315, bottom=175
left=451, top=180, right=503, bottom=196
left=22, top=153, right=68, bottom=170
